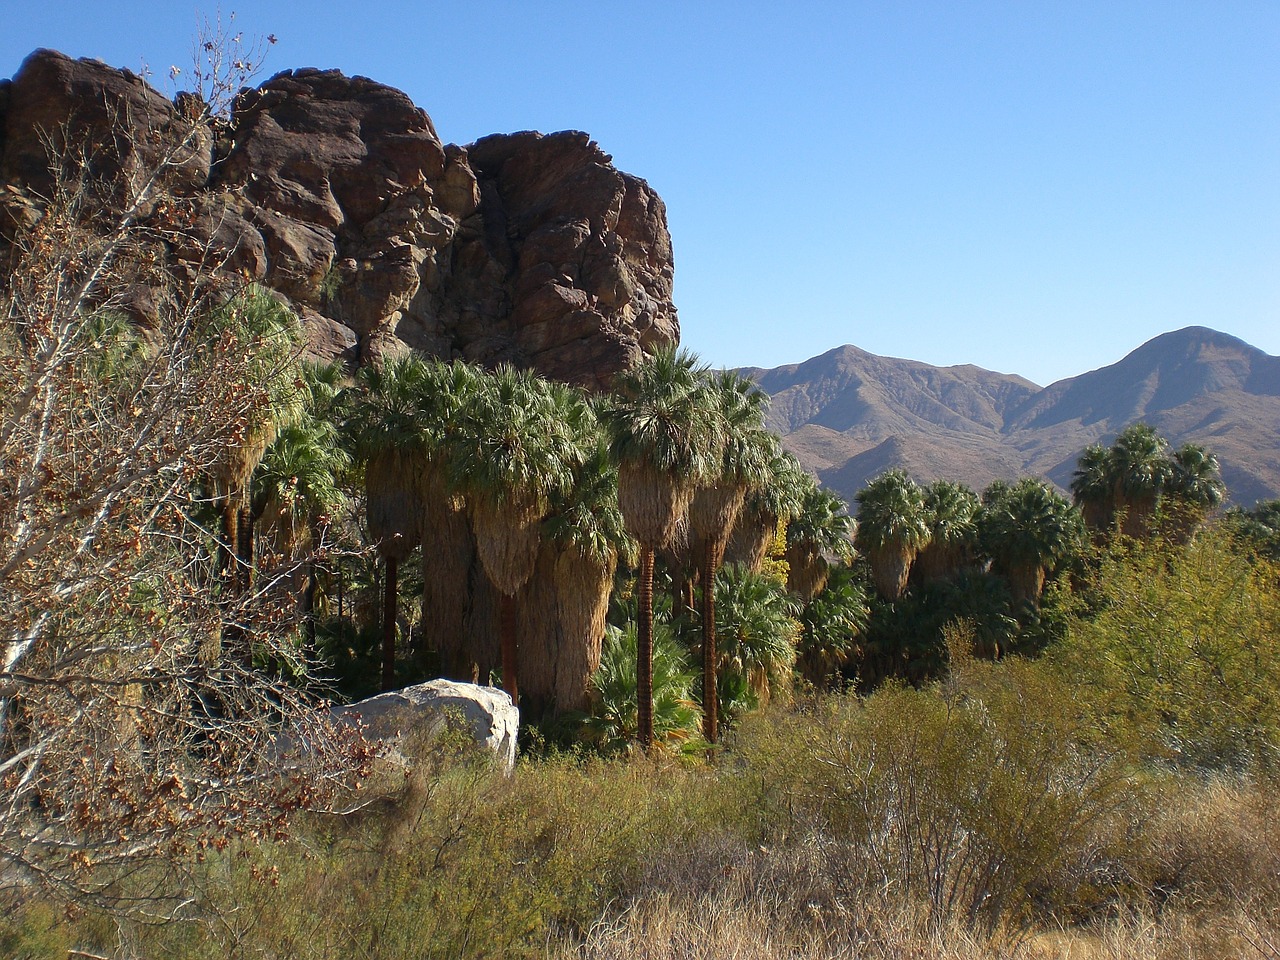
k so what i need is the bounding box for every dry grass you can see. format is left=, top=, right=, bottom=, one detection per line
left=1133, top=776, right=1280, bottom=911
left=1026, top=909, right=1280, bottom=960
left=563, top=885, right=1014, bottom=960
left=562, top=892, right=1280, bottom=960
left=10, top=673, right=1280, bottom=960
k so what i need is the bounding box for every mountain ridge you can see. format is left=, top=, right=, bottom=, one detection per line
left=741, top=326, right=1280, bottom=509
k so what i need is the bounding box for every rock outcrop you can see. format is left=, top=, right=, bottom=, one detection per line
left=0, top=49, right=678, bottom=386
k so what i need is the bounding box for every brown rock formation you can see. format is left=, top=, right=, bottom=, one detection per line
left=0, top=49, right=211, bottom=200
left=0, top=49, right=679, bottom=385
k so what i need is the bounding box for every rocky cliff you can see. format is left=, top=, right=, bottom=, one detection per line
left=0, top=49, right=678, bottom=386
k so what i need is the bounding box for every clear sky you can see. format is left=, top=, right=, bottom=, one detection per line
left=4, top=2, right=1277, bottom=386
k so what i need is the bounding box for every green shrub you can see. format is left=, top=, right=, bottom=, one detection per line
left=1054, top=531, right=1280, bottom=772
left=586, top=622, right=702, bottom=752
left=102, top=749, right=730, bottom=960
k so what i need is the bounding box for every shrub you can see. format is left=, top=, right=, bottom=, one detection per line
left=586, top=622, right=702, bottom=752
left=732, top=660, right=1142, bottom=936
left=1054, top=530, right=1280, bottom=772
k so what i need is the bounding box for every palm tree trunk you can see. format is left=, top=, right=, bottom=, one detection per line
left=1008, top=563, right=1046, bottom=610
left=868, top=544, right=913, bottom=601
left=382, top=555, right=398, bottom=691
left=500, top=592, right=519, bottom=707
left=423, top=504, right=475, bottom=680
left=700, top=541, right=718, bottom=744
left=637, top=547, right=655, bottom=751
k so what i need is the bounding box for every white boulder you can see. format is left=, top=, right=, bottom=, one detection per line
left=334, top=679, right=519, bottom=774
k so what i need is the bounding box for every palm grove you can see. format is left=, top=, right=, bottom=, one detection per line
left=7, top=259, right=1239, bottom=757
left=8, top=33, right=1280, bottom=923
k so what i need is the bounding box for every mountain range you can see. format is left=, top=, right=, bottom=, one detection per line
left=740, top=326, right=1280, bottom=509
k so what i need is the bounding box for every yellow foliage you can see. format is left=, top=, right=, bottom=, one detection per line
left=758, top=518, right=789, bottom=585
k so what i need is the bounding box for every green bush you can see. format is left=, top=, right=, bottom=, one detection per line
left=1053, top=530, right=1280, bottom=772
left=586, top=622, right=702, bottom=752
left=94, top=750, right=730, bottom=960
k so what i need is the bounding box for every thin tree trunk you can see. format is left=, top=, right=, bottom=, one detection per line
left=500, top=592, right=519, bottom=707
left=701, top=541, right=718, bottom=744
left=238, top=504, right=254, bottom=594
left=638, top=547, right=655, bottom=751
left=302, top=560, right=318, bottom=658
left=382, top=555, right=398, bottom=692
left=220, top=501, right=238, bottom=590
left=337, top=557, right=344, bottom=620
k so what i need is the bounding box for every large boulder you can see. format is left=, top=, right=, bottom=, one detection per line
left=333, top=679, right=519, bottom=774
left=1, top=49, right=680, bottom=385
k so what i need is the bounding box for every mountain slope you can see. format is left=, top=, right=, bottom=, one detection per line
left=744, top=327, right=1280, bottom=508
left=1005, top=327, right=1280, bottom=431
left=742, top=345, right=1040, bottom=438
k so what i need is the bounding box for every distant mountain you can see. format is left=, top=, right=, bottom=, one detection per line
left=742, top=327, right=1280, bottom=509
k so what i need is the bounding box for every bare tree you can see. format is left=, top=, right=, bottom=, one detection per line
left=0, top=30, right=368, bottom=912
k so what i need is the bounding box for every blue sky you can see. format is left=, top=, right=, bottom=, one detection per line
left=4, top=2, right=1277, bottom=386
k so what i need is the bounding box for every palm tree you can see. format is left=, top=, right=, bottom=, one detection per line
left=411, top=360, right=482, bottom=682
left=207, top=286, right=304, bottom=596
left=785, top=484, right=855, bottom=601
left=550, top=442, right=636, bottom=716
left=1165, top=443, right=1226, bottom=542
left=979, top=477, right=1083, bottom=608
left=796, top=564, right=870, bottom=687
left=603, top=346, right=719, bottom=750
left=516, top=393, right=636, bottom=718
left=713, top=564, right=800, bottom=711
left=915, top=480, right=981, bottom=583
left=1070, top=443, right=1114, bottom=534
left=347, top=355, right=433, bottom=691
left=450, top=365, right=581, bottom=706
left=252, top=418, right=349, bottom=614
left=854, top=470, right=930, bottom=601
left=687, top=370, right=775, bottom=743
left=1108, top=423, right=1172, bottom=538
left=587, top=622, right=701, bottom=753
left=250, top=361, right=349, bottom=589
left=724, top=450, right=809, bottom=572
left=1071, top=426, right=1225, bottom=544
